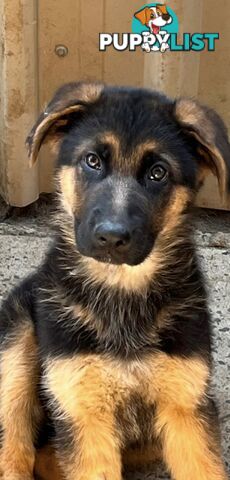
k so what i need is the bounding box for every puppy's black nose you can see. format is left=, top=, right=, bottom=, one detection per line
left=162, top=13, right=170, bottom=21
left=94, top=222, right=131, bottom=250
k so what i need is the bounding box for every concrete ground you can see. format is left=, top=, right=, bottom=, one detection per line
left=0, top=196, right=229, bottom=479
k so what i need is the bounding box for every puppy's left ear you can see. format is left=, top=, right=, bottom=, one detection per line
left=174, top=98, right=230, bottom=200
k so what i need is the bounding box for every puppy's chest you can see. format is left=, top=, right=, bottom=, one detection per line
left=93, top=356, right=159, bottom=445
left=116, top=392, right=156, bottom=446
left=114, top=374, right=157, bottom=446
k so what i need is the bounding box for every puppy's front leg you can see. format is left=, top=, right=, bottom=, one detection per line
left=0, top=324, right=42, bottom=480
left=154, top=355, right=227, bottom=480
left=157, top=401, right=227, bottom=480
left=44, top=356, right=122, bottom=480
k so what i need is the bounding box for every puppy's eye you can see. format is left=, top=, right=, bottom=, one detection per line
left=148, top=164, right=168, bottom=182
left=85, top=153, right=102, bottom=170
left=150, top=13, right=156, bottom=18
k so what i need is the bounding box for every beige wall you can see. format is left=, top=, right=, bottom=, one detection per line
left=0, top=0, right=229, bottom=208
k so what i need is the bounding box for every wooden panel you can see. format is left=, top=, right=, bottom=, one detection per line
left=79, top=0, right=104, bottom=81
left=0, top=0, right=39, bottom=206
left=103, top=0, right=144, bottom=86
left=38, top=0, right=144, bottom=94
left=199, top=0, right=230, bottom=126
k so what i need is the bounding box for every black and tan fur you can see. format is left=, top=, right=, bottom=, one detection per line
left=0, top=82, right=229, bottom=480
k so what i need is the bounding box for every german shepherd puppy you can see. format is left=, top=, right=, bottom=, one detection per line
left=0, top=82, right=229, bottom=480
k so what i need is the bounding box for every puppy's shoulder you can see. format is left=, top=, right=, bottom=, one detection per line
left=0, top=270, right=41, bottom=344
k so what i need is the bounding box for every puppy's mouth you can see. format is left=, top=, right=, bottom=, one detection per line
left=149, top=17, right=169, bottom=32
left=94, top=253, right=114, bottom=264
left=150, top=24, right=160, bottom=34
left=85, top=251, right=129, bottom=266
left=79, top=245, right=155, bottom=267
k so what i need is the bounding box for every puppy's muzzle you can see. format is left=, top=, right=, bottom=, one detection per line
left=94, top=221, right=131, bottom=253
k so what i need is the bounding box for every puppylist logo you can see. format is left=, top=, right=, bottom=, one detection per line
left=99, top=3, right=219, bottom=53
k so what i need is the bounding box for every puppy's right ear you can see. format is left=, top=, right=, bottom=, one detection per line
left=174, top=98, right=230, bottom=200
left=134, top=8, right=148, bottom=25
left=26, top=82, right=104, bottom=166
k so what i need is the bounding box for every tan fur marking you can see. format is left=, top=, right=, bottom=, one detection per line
left=161, top=186, right=192, bottom=235
left=45, top=353, right=226, bottom=478
left=133, top=140, right=159, bottom=157
left=151, top=354, right=227, bottom=479
left=44, top=356, right=122, bottom=480
left=58, top=166, right=79, bottom=217
left=156, top=406, right=227, bottom=480
left=101, top=132, right=120, bottom=151
left=0, top=324, right=43, bottom=478
left=192, top=130, right=227, bottom=198
left=80, top=250, right=162, bottom=293
left=175, top=99, right=205, bottom=128
left=100, top=136, right=160, bottom=173
left=46, top=352, right=210, bottom=409
left=201, top=144, right=227, bottom=199
left=196, top=150, right=211, bottom=185
left=149, top=354, right=209, bottom=408
left=127, top=140, right=160, bottom=174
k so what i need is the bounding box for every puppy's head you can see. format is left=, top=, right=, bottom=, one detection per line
left=27, top=83, right=230, bottom=289
left=134, top=5, right=172, bottom=31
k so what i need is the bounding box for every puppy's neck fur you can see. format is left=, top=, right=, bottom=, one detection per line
left=38, top=209, right=208, bottom=358
left=53, top=209, right=198, bottom=295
